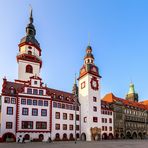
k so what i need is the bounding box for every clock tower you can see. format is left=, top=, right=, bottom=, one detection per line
left=78, top=45, right=102, bottom=141
left=16, top=9, right=42, bottom=81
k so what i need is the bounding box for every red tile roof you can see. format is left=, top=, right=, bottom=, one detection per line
left=102, top=93, right=148, bottom=110
left=2, top=79, right=74, bottom=103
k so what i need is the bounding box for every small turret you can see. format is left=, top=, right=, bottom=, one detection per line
left=72, top=74, right=79, bottom=102
left=84, top=45, right=94, bottom=65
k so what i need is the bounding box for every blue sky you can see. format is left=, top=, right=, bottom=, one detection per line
left=0, top=0, right=148, bottom=101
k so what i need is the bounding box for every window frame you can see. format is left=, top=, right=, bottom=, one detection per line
left=7, top=107, right=13, bottom=115
left=22, top=108, right=29, bottom=115
left=41, top=109, right=47, bottom=116
left=6, top=122, right=13, bottom=129
left=32, top=108, right=38, bottom=116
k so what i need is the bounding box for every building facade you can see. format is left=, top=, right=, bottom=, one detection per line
left=0, top=10, right=113, bottom=142
left=103, top=83, right=148, bottom=139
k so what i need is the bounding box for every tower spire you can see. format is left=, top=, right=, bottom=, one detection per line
left=74, top=73, right=77, bottom=85
left=88, top=33, right=90, bottom=46
left=29, top=5, right=33, bottom=24
left=126, top=82, right=138, bottom=102
left=72, top=74, right=78, bottom=97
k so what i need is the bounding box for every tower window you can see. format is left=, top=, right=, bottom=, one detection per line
left=26, top=65, right=33, bottom=73
left=93, top=117, right=98, bottom=122
left=28, top=51, right=32, bottom=55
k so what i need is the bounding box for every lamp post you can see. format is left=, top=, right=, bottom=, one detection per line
left=72, top=74, right=78, bottom=144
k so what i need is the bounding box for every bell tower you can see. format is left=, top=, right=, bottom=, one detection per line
left=16, top=8, right=42, bottom=81
left=126, top=82, right=139, bottom=102
left=78, top=45, right=102, bottom=141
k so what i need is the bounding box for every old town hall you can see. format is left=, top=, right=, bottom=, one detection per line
left=0, top=10, right=148, bottom=142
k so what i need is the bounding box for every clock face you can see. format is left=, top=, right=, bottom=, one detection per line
left=90, top=77, right=99, bottom=90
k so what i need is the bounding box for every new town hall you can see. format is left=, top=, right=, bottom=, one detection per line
left=0, top=10, right=148, bottom=142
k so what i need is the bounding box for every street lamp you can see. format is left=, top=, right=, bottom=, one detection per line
left=72, top=74, right=78, bottom=144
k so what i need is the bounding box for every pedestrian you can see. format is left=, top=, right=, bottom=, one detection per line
left=22, top=137, right=25, bottom=143
left=48, top=137, right=52, bottom=143
left=17, top=137, right=20, bottom=143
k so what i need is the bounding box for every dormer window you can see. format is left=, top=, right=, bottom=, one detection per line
left=58, top=95, right=62, bottom=99
left=61, top=95, right=64, bottom=100
left=10, top=87, right=16, bottom=95
left=53, top=94, right=56, bottom=99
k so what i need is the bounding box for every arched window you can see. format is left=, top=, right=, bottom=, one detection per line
left=28, top=51, right=32, bottom=55
left=26, top=65, right=33, bottom=73
left=24, top=134, right=30, bottom=140
left=55, top=133, right=60, bottom=139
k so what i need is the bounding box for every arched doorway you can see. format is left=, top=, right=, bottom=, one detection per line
left=138, top=132, right=142, bottom=139
left=143, top=132, right=146, bottom=139
left=102, top=133, right=108, bottom=140
left=69, top=133, right=74, bottom=141
left=126, top=131, right=132, bottom=139
left=39, top=134, right=44, bottom=141
left=108, top=133, right=114, bottom=140
left=76, top=133, right=80, bottom=139
left=120, top=133, right=125, bottom=139
left=115, top=133, right=119, bottom=139
left=132, top=132, right=137, bottom=139
left=63, top=133, right=68, bottom=141
left=24, top=134, right=30, bottom=140
left=55, top=133, right=60, bottom=141
left=81, top=133, right=86, bottom=141
left=2, top=132, right=16, bottom=142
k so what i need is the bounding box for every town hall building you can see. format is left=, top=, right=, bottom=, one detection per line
left=0, top=9, right=114, bottom=142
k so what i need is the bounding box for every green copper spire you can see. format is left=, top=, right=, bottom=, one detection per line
left=128, top=82, right=135, bottom=94
left=126, top=82, right=138, bottom=102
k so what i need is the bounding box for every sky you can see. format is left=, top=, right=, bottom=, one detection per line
left=0, top=0, right=148, bottom=101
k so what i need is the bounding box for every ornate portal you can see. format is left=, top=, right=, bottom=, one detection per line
left=90, top=127, right=101, bottom=141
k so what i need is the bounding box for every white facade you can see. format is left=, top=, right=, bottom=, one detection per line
left=18, top=60, right=40, bottom=81
left=0, top=96, right=16, bottom=137
left=78, top=74, right=101, bottom=141
left=17, top=44, right=41, bottom=81
left=101, top=109, right=114, bottom=139
left=0, top=11, right=115, bottom=142
left=52, top=102, right=80, bottom=140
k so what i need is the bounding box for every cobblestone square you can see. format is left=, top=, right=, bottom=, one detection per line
left=0, top=140, right=148, bottom=148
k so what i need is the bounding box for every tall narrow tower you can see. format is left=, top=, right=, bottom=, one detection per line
left=16, top=9, right=42, bottom=81
left=78, top=45, right=102, bottom=141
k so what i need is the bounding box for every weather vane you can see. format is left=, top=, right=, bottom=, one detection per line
left=88, top=32, right=90, bottom=46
